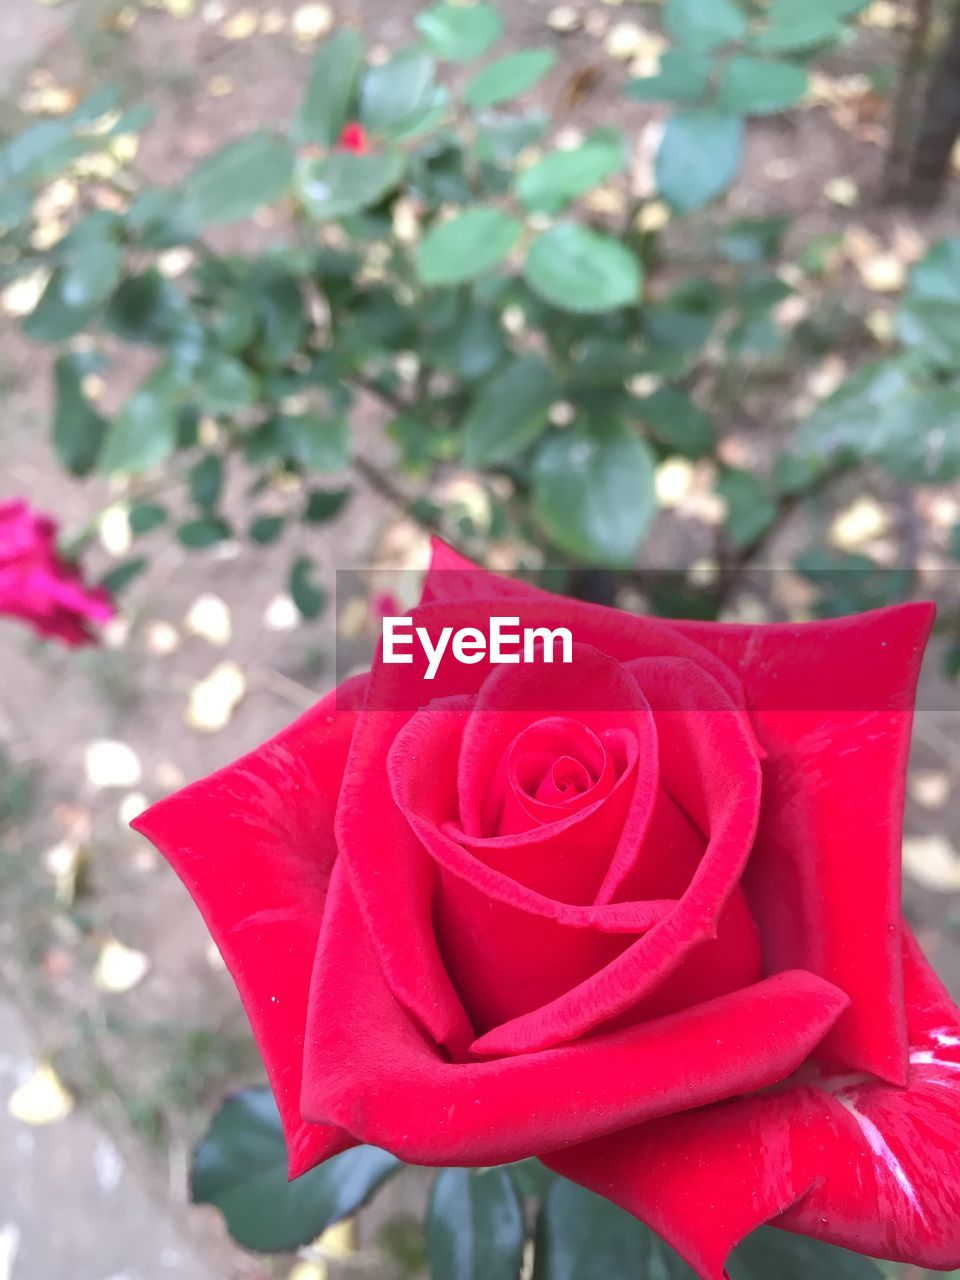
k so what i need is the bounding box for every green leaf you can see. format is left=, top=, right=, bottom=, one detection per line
left=657, top=111, right=743, bottom=212
left=730, top=1227, right=883, bottom=1279
left=533, top=1178, right=653, bottom=1279
left=100, top=389, right=178, bottom=476
left=626, top=50, right=712, bottom=102
left=475, top=109, right=549, bottom=163
left=463, top=356, right=559, bottom=465
left=415, top=3, right=502, bottom=61
left=177, top=517, right=232, bottom=548
left=21, top=269, right=97, bottom=342
left=428, top=1169, right=524, bottom=1280
left=717, top=467, right=777, bottom=548
left=754, top=0, right=855, bottom=53
left=466, top=50, right=556, bottom=109
left=296, top=28, right=365, bottom=147
left=255, top=269, right=307, bottom=367
left=192, top=1089, right=398, bottom=1252
left=305, top=488, right=353, bottom=522
left=52, top=354, right=108, bottom=477
left=248, top=515, right=286, bottom=545
left=416, top=208, right=521, bottom=286
left=189, top=455, right=224, bottom=509
left=183, top=132, right=295, bottom=225
left=793, top=362, right=960, bottom=483
left=637, top=388, right=716, bottom=458
left=196, top=356, right=259, bottom=414
left=516, top=130, right=626, bottom=214
left=290, top=555, right=327, bottom=620
left=100, top=557, right=148, bottom=595
left=908, top=237, right=960, bottom=302
left=425, top=304, right=508, bottom=379
left=664, top=0, right=748, bottom=51
left=533, top=426, right=657, bottom=565
left=360, top=49, right=439, bottom=136
left=129, top=501, right=167, bottom=535
left=281, top=413, right=350, bottom=470
left=297, top=148, right=406, bottom=220
left=508, top=1159, right=556, bottom=1200
left=717, top=56, right=808, bottom=114
left=525, top=224, right=643, bottom=314
left=105, top=271, right=193, bottom=345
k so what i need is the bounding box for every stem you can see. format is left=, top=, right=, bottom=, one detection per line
left=883, top=0, right=936, bottom=200
left=904, top=0, right=960, bottom=206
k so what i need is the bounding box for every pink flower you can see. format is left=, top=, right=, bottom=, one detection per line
left=0, top=500, right=114, bottom=647
left=336, top=122, right=372, bottom=155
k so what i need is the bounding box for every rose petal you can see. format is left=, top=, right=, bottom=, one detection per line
left=300, top=862, right=849, bottom=1166
left=132, top=677, right=368, bottom=1176
left=545, top=924, right=960, bottom=1278
left=670, top=603, right=934, bottom=1084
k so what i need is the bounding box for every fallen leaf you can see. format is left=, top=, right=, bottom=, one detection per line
left=85, top=740, right=143, bottom=789
left=206, top=74, right=234, bottom=98
left=824, top=176, right=859, bottom=207
left=291, top=2, right=333, bottom=42
left=909, top=771, right=950, bottom=811
left=94, top=939, right=151, bottom=994
left=185, top=593, right=233, bottom=646
left=117, top=791, right=149, bottom=826
left=264, top=593, right=300, bottom=632
left=830, top=496, right=890, bottom=549
left=99, top=504, right=132, bottom=557
left=547, top=5, right=582, bottom=33
left=656, top=459, right=695, bottom=508
left=315, top=1219, right=356, bottom=1258
left=8, top=1065, right=74, bottom=1125
left=0, top=1223, right=19, bottom=1280
left=144, top=620, right=181, bottom=656
left=1, top=270, right=49, bottom=318
left=187, top=662, right=246, bottom=732
left=220, top=7, right=258, bottom=38
left=903, top=834, right=960, bottom=892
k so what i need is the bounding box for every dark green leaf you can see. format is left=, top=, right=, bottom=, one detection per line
left=129, top=501, right=167, bottom=535
left=637, top=388, right=716, bottom=457
left=52, top=354, right=108, bottom=477
left=908, top=237, right=960, bottom=302
left=516, top=130, right=627, bottom=215
left=290, top=555, right=327, bottom=620
left=255, top=269, right=307, bottom=367
left=729, top=1226, right=884, bottom=1280
left=183, top=132, right=295, bottom=225
left=416, top=208, right=521, bottom=286
left=296, top=28, right=366, bottom=147
left=533, top=427, right=657, bottom=565
left=657, top=111, right=743, bottom=212
left=248, top=515, right=286, bottom=544
left=508, top=1159, right=556, bottom=1199
left=189, top=455, right=224, bottom=509
left=415, top=4, right=502, bottom=61
left=717, top=467, right=777, bottom=548
left=21, top=269, right=97, bottom=342
left=465, top=50, right=556, bottom=109
left=716, top=56, right=808, bottom=114
left=525, top=224, right=642, bottom=314
left=626, top=50, right=712, bottom=102
left=100, top=389, right=178, bottom=476
left=191, top=1088, right=400, bottom=1251
left=897, top=298, right=960, bottom=367
left=105, top=271, right=193, bottom=345
left=475, top=109, right=549, bottom=164
left=664, top=0, right=748, bottom=50
left=297, top=148, right=406, bottom=221
left=533, top=1178, right=653, bottom=1279
left=754, top=0, right=854, bottom=53
left=282, top=413, right=350, bottom=470
left=360, top=49, right=439, bottom=136
left=463, top=356, right=559, bottom=465
left=177, top=517, right=232, bottom=548
left=425, top=304, right=508, bottom=379
left=428, top=1169, right=524, bottom=1280
left=100, top=557, right=148, bottom=595
left=305, top=488, right=353, bottom=522
left=196, top=356, right=259, bottom=413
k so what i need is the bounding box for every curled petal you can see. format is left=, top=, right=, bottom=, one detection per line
left=132, top=679, right=367, bottom=1176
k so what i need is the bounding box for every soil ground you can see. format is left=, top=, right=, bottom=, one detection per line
left=1, top=2, right=959, bottom=1278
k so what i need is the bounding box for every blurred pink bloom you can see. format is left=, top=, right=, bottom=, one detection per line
left=337, top=122, right=372, bottom=155
left=0, top=499, right=114, bottom=647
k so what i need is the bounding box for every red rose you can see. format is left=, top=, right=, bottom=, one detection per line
left=0, top=499, right=114, bottom=647
left=134, top=541, right=960, bottom=1277
left=336, top=122, right=371, bottom=154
